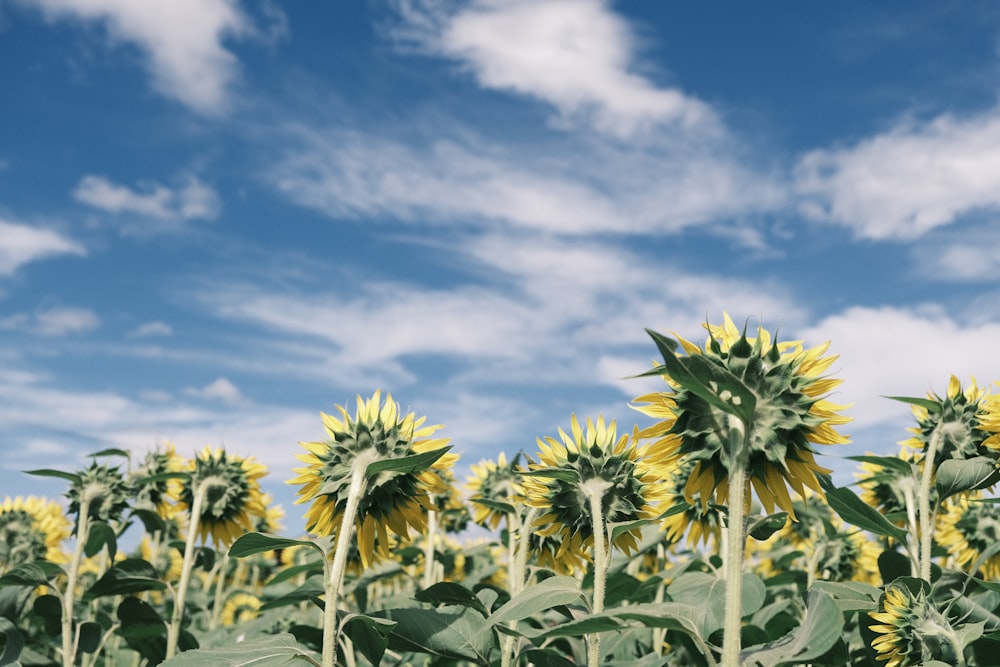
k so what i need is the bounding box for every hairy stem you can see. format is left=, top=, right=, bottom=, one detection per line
left=62, top=498, right=91, bottom=667
left=721, top=416, right=749, bottom=667
left=165, top=480, right=210, bottom=660
left=584, top=478, right=612, bottom=667
left=919, top=425, right=944, bottom=583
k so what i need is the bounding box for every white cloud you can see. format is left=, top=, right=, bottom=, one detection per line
left=129, top=321, right=173, bottom=338
left=184, top=377, right=243, bottom=404
left=73, top=175, right=220, bottom=221
left=796, top=109, right=1000, bottom=240
left=1, top=306, right=100, bottom=336
left=16, top=0, right=255, bottom=114
left=0, top=220, right=86, bottom=276
left=393, top=0, right=713, bottom=137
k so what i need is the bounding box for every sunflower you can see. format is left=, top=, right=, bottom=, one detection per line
left=0, top=496, right=71, bottom=570
left=130, top=442, right=185, bottom=520
left=221, top=592, right=262, bottom=626
left=633, top=313, right=851, bottom=517
left=139, top=532, right=184, bottom=582
left=936, top=492, right=1000, bottom=579
left=869, top=584, right=929, bottom=667
left=289, top=390, right=456, bottom=567
left=428, top=469, right=470, bottom=534
left=466, top=452, right=525, bottom=530
left=522, top=414, right=671, bottom=562
left=660, top=458, right=724, bottom=551
left=901, top=375, right=992, bottom=464
left=174, top=447, right=269, bottom=547
left=66, top=461, right=132, bottom=524
left=856, top=449, right=919, bottom=527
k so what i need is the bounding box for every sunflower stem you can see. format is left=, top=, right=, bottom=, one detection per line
left=583, top=478, right=612, bottom=667
left=166, top=479, right=210, bottom=660
left=721, top=415, right=749, bottom=667
left=919, top=425, right=944, bottom=583
left=62, top=497, right=91, bottom=667
left=323, top=454, right=371, bottom=667
left=422, top=502, right=438, bottom=591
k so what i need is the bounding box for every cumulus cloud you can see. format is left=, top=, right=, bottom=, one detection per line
left=796, top=109, right=1000, bottom=240
left=73, top=175, right=220, bottom=222
left=392, top=0, right=713, bottom=137
left=15, top=0, right=258, bottom=114
left=129, top=321, right=173, bottom=338
left=0, top=306, right=100, bottom=336
left=0, top=220, right=86, bottom=276
left=184, top=377, right=243, bottom=403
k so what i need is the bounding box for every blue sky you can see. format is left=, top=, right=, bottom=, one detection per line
left=3, top=0, right=1000, bottom=529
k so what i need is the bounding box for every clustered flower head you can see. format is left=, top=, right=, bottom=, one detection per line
left=0, top=496, right=71, bottom=570
left=633, top=313, right=851, bottom=518
left=130, top=442, right=185, bottom=520
left=869, top=582, right=961, bottom=667
left=522, top=414, right=671, bottom=564
left=936, top=491, right=1000, bottom=580
left=175, top=446, right=269, bottom=547
left=901, top=375, right=992, bottom=464
left=466, top=452, right=525, bottom=530
left=67, top=461, right=133, bottom=524
left=289, top=390, right=456, bottom=567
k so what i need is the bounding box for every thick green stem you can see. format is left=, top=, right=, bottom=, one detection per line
left=62, top=498, right=91, bottom=667
left=919, top=426, right=944, bottom=583
left=165, top=481, right=210, bottom=660
left=501, top=507, right=540, bottom=667
left=422, top=503, right=438, bottom=591
left=901, top=480, right=920, bottom=577
left=322, top=453, right=373, bottom=667
left=721, top=416, right=749, bottom=667
left=584, top=479, right=611, bottom=667
left=208, top=553, right=229, bottom=630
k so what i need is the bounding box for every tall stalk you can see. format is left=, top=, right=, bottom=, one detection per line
left=322, top=450, right=375, bottom=667
left=583, top=478, right=612, bottom=667
left=165, top=480, right=210, bottom=660
left=918, top=425, right=944, bottom=582
left=422, top=502, right=438, bottom=590
left=721, top=416, right=749, bottom=667
left=62, top=498, right=92, bottom=667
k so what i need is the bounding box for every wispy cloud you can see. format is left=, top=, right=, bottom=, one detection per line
left=14, top=0, right=265, bottom=114
left=183, top=377, right=243, bottom=404
left=0, top=220, right=86, bottom=277
left=129, top=321, right=173, bottom=338
left=0, top=306, right=99, bottom=336
left=73, top=175, right=220, bottom=222
left=391, top=0, right=714, bottom=137
left=796, top=108, right=1000, bottom=240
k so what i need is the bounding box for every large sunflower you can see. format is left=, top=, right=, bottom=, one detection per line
left=289, top=390, right=456, bottom=567
left=175, top=446, right=269, bottom=547
left=522, top=414, right=671, bottom=561
left=633, top=313, right=851, bottom=517
left=0, top=496, right=71, bottom=570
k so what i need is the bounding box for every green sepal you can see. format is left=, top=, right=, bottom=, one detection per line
left=519, top=468, right=581, bottom=484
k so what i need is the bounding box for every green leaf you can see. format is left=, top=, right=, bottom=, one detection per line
left=470, top=498, right=516, bottom=516
left=384, top=606, right=496, bottom=665
left=0, top=561, right=64, bottom=587
left=88, top=448, right=130, bottom=459
left=415, top=582, right=489, bottom=617
left=84, top=521, right=117, bottom=560
left=0, top=617, right=25, bottom=667
left=519, top=468, right=581, bottom=484
left=229, top=532, right=325, bottom=559
left=847, top=455, right=915, bottom=475
left=341, top=613, right=395, bottom=666
left=132, top=471, right=188, bottom=485
left=740, top=589, right=841, bottom=666
left=77, top=621, right=102, bottom=654
left=810, top=580, right=881, bottom=612
left=749, top=512, right=789, bottom=541
left=885, top=395, right=942, bottom=412
left=521, top=648, right=577, bottom=667
left=609, top=517, right=660, bottom=545
left=84, top=559, right=166, bottom=600
left=821, top=480, right=909, bottom=544
left=517, top=602, right=703, bottom=641
left=116, top=597, right=168, bottom=665
left=267, top=559, right=324, bottom=586
left=365, top=446, right=453, bottom=477
left=667, top=571, right=765, bottom=638
left=484, top=575, right=584, bottom=629
left=158, top=633, right=319, bottom=666
left=130, top=508, right=166, bottom=535
left=23, top=468, right=81, bottom=484
left=936, top=458, right=1000, bottom=501
left=260, top=576, right=325, bottom=611
left=877, top=549, right=911, bottom=586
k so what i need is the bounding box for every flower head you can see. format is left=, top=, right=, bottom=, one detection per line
left=130, top=442, right=185, bottom=519
left=869, top=584, right=930, bottom=667
left=0, top=496, right=71, bottom=570
left=289, top=390, right=455, bottom=567
left=466, top=452, right=525, bottom=530
left=522, top=414, right=671, bottom=562
left=67, top=461, right=132, bottom=524
left=937, top=492, right=1000, bottom=579
left=221, top=592, right=262, bottom=626
left=901, top=375, right=992, bottom=464
left=633, top=313, right=851, bottom=517
left=660, top=457, right=724, bottom=551
left=175, top=446, right=269, bottom=547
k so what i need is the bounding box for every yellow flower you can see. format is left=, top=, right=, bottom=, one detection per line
left=289, top=390, right=456, bottom=567
left=633, top=313, right=851, bottom=517
left=901, top=375, right=992, bottom=463
left=522, top=414, right=671, bottom=565
left=221, top=592, right=262, bottom=626
left=869, top=584, right=929, bottom=667
left=0, top=496, right=71, bottom=570
left=131, top=442, right=185, bottom=520
left=175, top=446, right=269, bottom=547
left=936, top=492, right=1000, bottom=579
left=466, top=452, right=524, bottom=530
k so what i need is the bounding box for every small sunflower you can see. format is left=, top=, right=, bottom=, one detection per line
left=856, top=449, right=919, bottom=527
left=0, top=496, right=71, bottom=570
left=130, top=442, right=185, bottom=520
left=429, top=469, right=471, bottom=534
left=936, top=492, right=1000, bottom=579
left=221, top=592, right=262, bottom=626
left=901, top=375, right=992, bottom=464
left=633, top=313, right=851, bottom=517
left=289, top=390, right=456, bottom=567
left=522, top=414, right=671, bottom=562
left=660, top=458, right=724, bottom=551
left=67, top=461, right=132, bottom=524
left=175, top=447, right=269, bottom=547
left=466, top=452, right=525, bottom=530
left=869, top=584, right=929, bottom=667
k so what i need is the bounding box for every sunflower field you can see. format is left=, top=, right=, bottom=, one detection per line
left=5, top=314, right=1000, bottom=667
